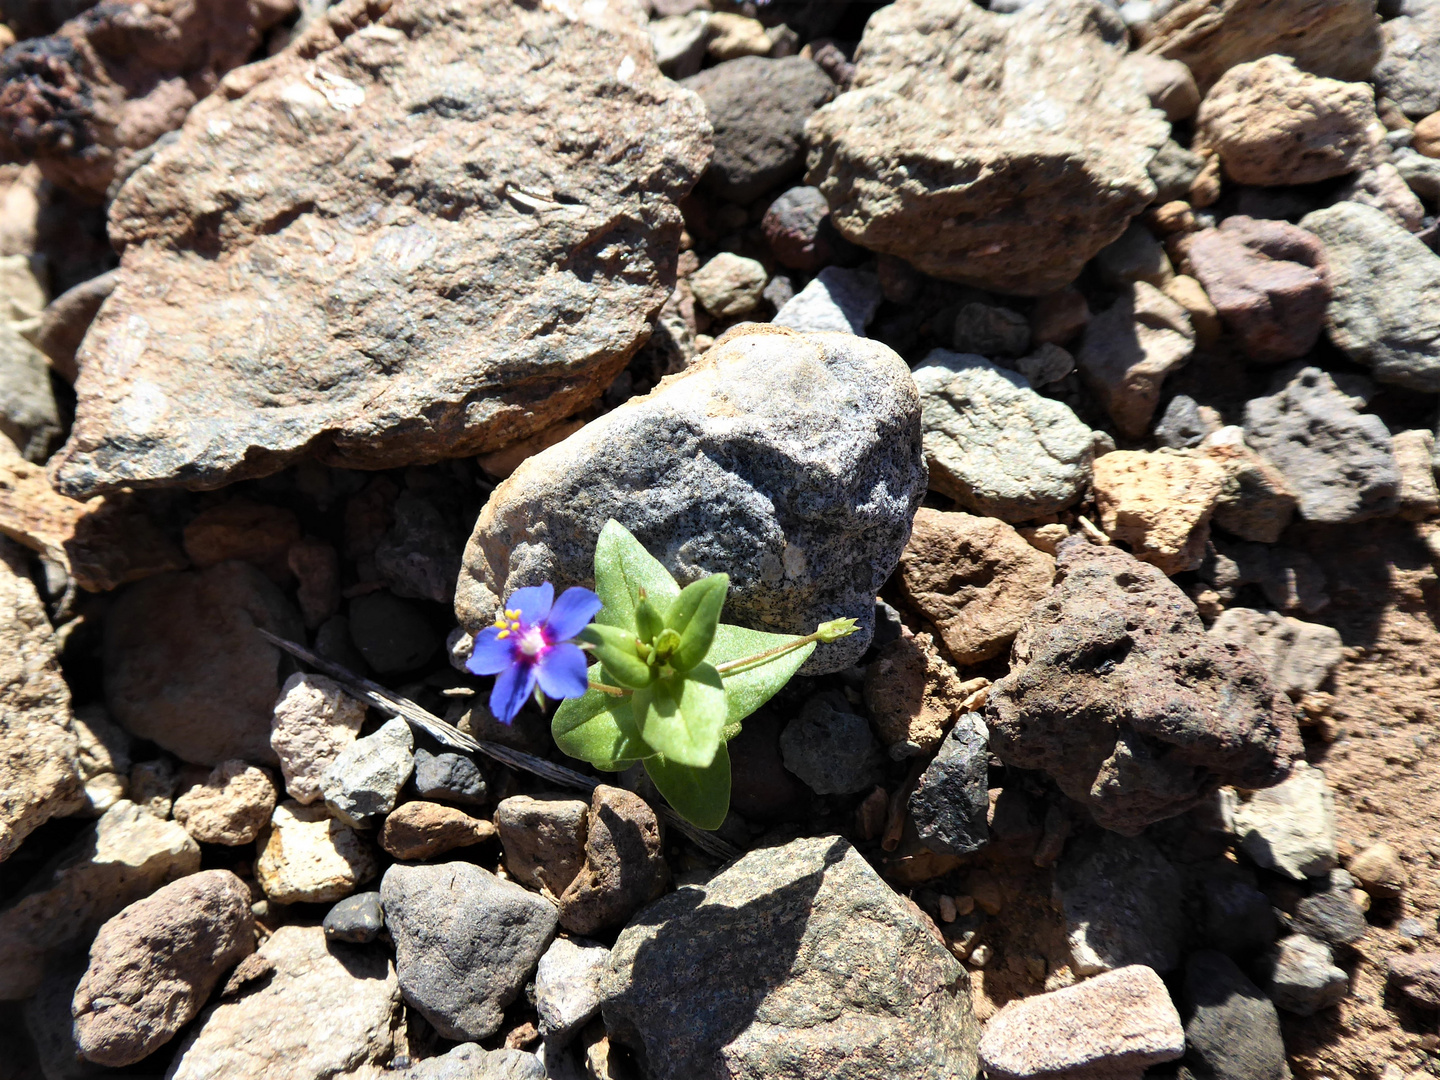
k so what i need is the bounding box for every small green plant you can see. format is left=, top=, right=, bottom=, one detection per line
left=551, top=520, right=857, bottom=829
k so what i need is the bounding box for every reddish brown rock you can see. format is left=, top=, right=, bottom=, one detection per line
left=986, top=537, right=1302, bottom=834
left=0, top=0, right=297, bottom=198
left=182, top=499, right=302, bottom=577
left=1182, top=216, right=1329, bottom=363
left=47, top=0, right=711, bottom=499
left=495, top=794, right=590, bottom=896
left=863, top=631, right=971, bottom=754
left=557, top=785, right=666, bottom=936
left=379, top=800, right=496, bottom=861
left=1387, top=952, right=1440, bottom=1009
left=72, top=870, right=254, bottom=1067
left=894, top=508, right=1055, bottom=666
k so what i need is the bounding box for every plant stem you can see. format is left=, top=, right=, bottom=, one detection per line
left=588, top=680, right=630, bottom=697
left=715, top=631, right=821, bottom=676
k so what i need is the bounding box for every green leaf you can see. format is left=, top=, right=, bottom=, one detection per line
left=666, top=573, right=728, bottom=672
left=632, top=665, right=726, bottom=769
left=644, top=744, right=731, bottom=830
left=576, top=624, right=653, bottom=689
left=709, top=623, right=815, bottom=740
left=593, top=520, right=680, bottom=633
left=552, top=664, right=653, bottom=770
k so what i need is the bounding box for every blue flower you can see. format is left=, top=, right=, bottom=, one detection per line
left=466, top=582, right=602, bottom=724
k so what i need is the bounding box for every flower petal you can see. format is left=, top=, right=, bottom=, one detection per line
left=506, top=583, right=554, bottom=627
left=534, top=642, right=590, bottom=701
left=490, top=659, right=538, bottom=725
left=544, top=586, right=602, bottom=642
left=466, top=627, right=515, bottom=676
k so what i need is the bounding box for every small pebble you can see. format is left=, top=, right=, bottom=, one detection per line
left=968, top=943, right=993, bottom=968
left=323, top=891, right=385, bottom=944
left=938, top=895, right=957, bottom=923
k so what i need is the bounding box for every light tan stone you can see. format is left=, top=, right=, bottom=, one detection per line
left=270, top=673, right=366, bottom=805
left=174, top=761, right=278, bottom=846
left=1093, top=450, right=1225, bottom=575
left=255, top=801, right=377, bottom=905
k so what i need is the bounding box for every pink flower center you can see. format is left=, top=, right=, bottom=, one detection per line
left=517, top=624, right=548, bottom=658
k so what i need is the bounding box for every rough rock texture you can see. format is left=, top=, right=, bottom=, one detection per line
left=1387, top=952, right=1440, bottom=1009
left=1375, top=8, right=1440, bottom=118
left=321, top=715, right=414, bottom=827
left=804, top=0, right=1169, bottom=294
left=255, top=800, right=378, bottom=904
left=1179, top=951, right=1290, bottom=1080
left=602, top=835, right=979, bottom=1080
left=1184, top=216, right=1330, bottom=362
left=0, top=800, right=200, bottom=1000
left=1199, top=426, right=1298, bottom=544
left=457, top=327, right=926, bottom=674
left=1394, top=428, right=1440, bottom=520
left=557, top=785, right=668, bottom=936
left=166, top=925, right=402, bottom=1080
left=1092, top=450, right=1225, bottom=575
left=762, top=186, right=851, bottom=273
left=172, top=760, right=278, bottom=846
left=0, top=540, right=81, bottom=861
left=397, top=1044, right=546, bottom=1080
left=979, top=966, right=1185, bottom=1080
left=908, top=714, right=990, bottom=857
left=1242, top=367, right=1400, bottom=523
left=535, top=936, right=609, bottom=1046
left=495, top=794, right=589, bottom=896
left=1208, top=608, right=1343, bottom=698
left=1300, top=202, right=1440, bottom=391
left=863, top=631, right=971, bottom=754
left=104, top=562, right=304, bottom=765
left=986, top=538, right=1303, bottom=834
left=382, top=860, right=559, bottom=1042
left=1141, top=0, right=1382, bottom=93
left=681, top=56, right=834, bottom=204
left=894, top=508, right=1055, bottom=665
left=771, top=266, right=882, bottom=335
left=47, top=0, right=711, bottom=499
left=1336, top=160, right=1425, bottom=232
left=1263, top=934, right=1347, bottom=1016
left=1231, top=761, right=1337, bottom=880
left=1194, top=56, right=1377, bottom=186
left=912, top=352, right=1095, bottom=522
left=1057, top=832, right=1186, bottom=975
left=73, top=870, right=254, bottom=1067
left=779, top=691, right=884, bottom=796
left=0, top=0, right=297, bottom=197
left=690, top=253, right=768, bottom=319
left=0, top=317, right=61, bottom=462
left=1078, top=281, right=1196, bottom=439
left=1349, top=841, right=1408, bottom=899
left=270, top=672, right=367, bottom=804
left=379, top=800, right=495, bottom=861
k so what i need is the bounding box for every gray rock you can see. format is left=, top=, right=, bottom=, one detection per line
left=907, top=713, right=990, bottom=857
left=374, top=492, right=465, bottom=605
left=1056, top=832, right=1186, bottom=976
left=1375, top=8, right=1440, bottom=118
left=651, top=12, right=710, bottom=80
left=1155, top=394, right=1210, bottom=449
left=1232, top=761, right=1338, bottom=880
left=1150, top=138, right=1205, bottom=203
left=952, top=302, right=1031, bottom=357
left=913, top=351, right=1095, bottom=522
left=1094, top=220, right=1174, bottom=288
left=22, top=958, right=107, bottom=1080
left=457, top=327, right=927, bottom=675
left=0, top=540, right=82, bottom=862
left=804, top=0, right=1168, bottom=294
left=412, top=747, right=488, bottom=806
left=1208, top=609, right=1343, bottom=698
left=323, top=891, right=384, bottom=945
left=348, top=592, right=440, bottom=675
left=73, top=870, right=255, bottom=1067
left=495, top=794, right=589, bottom=896
left=1202, top=875, right=1278, bottom=959
left=1262, top=934, right=1347, bottom=1016
left=1199, top=426, right=1298, bottom=544
left=1392, top=145, right=1440, bottom=200
left=1078, top=280, right=1196, bottom=440
left=770, top=266, right=881, bottom=335
left=535, top=936, right=609, bottom=1046
left=1293, top=875, right=1368, bottom=946
left=0, top=801, right=200, bottom=1000
left=779, top=691, right=884, bottom=795
left=382, top=861, right=559, bottom=1042
left=1179, top=951, right=1290, bottom=1080
left=602, top=835, right=979, bottom=1080
left=166, top=925, right=402, bottom=1080
left=1243, top=367, right=1400, bottom=523
left=1300, top=203, right=1440, bottom=391
left=1200, top=539, right=1329, bottom=616
left=0, top=320, right=61, bottom=462
left=681, top=56, right=835, bottom=203
left=321, top=716, right=414, bottom=827
left=1014, top=343, right=1075, bottom=388
left=396, top=1044, right=547, bottom=1080
left=47, top=0, right=710, bottom=499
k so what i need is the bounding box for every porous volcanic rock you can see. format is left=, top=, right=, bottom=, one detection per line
left=804, top=0, right=1169, bottom=294
left=47, top=0, right=711, bottom=499
left=0, top=539, right=81, bottom=862
left=986, top=537, right=1302, bottom=834
left=0, top=0, right=297, bottom=197
left=457, top=326, right=926, bottom=674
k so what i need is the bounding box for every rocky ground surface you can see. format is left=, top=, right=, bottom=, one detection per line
left=1, top=0, right=1439, bottom=1078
